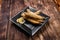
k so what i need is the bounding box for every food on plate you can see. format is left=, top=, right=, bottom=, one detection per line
left=16, top=17, right=25, bottom=24
left=16, top=9, right=45, bottom=24
left=27, top=9, right=40, bottom=14
left=35, top=10, right=41, bottom=14
left=25, top=11, right=44, bottom=20
left=21, top=13, right=43, bottom=24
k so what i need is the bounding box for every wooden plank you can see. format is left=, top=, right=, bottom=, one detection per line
left=54, top=0, right=60, bottom=11
left=0, top=0, right=10, bottom=40
left=7, top=0, right=29, bottom=40
left=0, top=0, right=60, bottom=40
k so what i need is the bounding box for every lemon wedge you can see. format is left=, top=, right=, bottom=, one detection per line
left=16, top=17, right=25, bottom=24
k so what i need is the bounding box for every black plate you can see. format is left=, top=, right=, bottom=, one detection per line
left=10, top=6, right=50, bottom=36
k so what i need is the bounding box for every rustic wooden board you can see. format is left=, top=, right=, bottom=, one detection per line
left=0, top=0, right=60, bottom=40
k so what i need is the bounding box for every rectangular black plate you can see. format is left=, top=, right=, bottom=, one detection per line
left=10, top=6, right=50, bottom=36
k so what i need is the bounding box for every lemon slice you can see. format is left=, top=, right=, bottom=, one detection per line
left=16, top=17, right=25, bottom=24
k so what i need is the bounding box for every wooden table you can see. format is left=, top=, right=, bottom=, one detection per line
left=0, top=0, right=60, bottom=40
left=54, top=0, right=60, bottom=11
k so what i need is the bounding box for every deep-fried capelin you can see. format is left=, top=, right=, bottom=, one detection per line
left=24, top=12, right=44, bottom=20
left=27, top=9, right=41, bottom=14
left=21, top=13, right=43, bottom=24
left=21, top=13, right=43, bottom=22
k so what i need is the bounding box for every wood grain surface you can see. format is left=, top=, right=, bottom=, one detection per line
left=0, top=0, right=60, bottom=40
left=54, top=0, right=60, bottom=11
